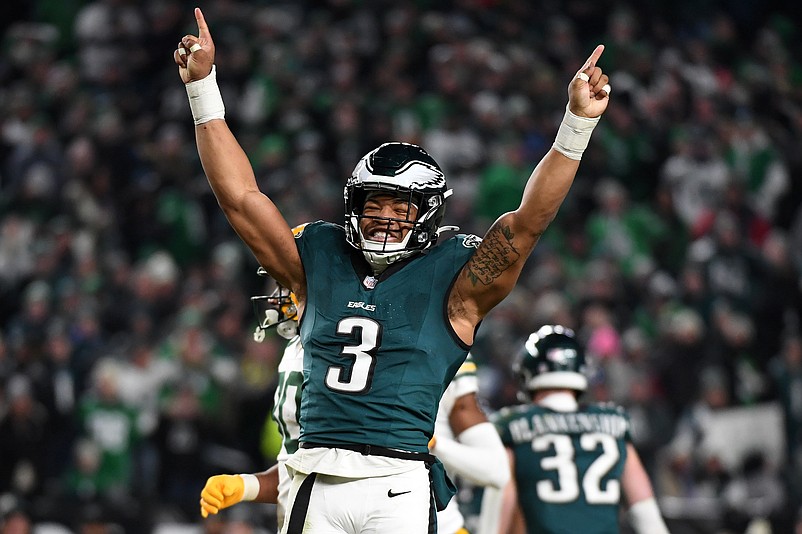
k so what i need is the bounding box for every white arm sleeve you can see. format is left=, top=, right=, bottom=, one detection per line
left=432, top=422, right=510, bottom=488
left=628, top=497, right=670, bottom=534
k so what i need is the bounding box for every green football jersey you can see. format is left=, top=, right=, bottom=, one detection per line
left=493, top=402, right=632, bottom=534
left=294, top=221, right=480, bottom=453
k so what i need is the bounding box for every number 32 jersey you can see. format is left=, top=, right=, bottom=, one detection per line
left=492, top=402, right=632, bottom=534
left=293, top=221, right=478, bottom=455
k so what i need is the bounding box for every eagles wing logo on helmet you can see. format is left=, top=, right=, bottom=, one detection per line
left=516, top=325, right=588, bottom=394
left=545, top=347, right=578, bottom=365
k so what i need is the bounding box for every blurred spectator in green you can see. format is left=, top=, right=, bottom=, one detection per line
left=474, top=140, right=527, bottom=229
left=585, top=177, right=667, bottom=277
left=75, top=360, right=141, bottom=500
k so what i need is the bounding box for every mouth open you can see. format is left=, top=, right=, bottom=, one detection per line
left=366, top=229, right=401, bottom=243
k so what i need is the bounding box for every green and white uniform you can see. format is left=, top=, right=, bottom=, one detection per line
left=493, top=400, right=632, bottom=534
left=287, top=221, right=478, bottom=465
left=282, top=221, right=479, bottom=532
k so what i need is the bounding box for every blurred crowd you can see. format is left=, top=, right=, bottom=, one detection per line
left=1, top=1, right=801, bottom=533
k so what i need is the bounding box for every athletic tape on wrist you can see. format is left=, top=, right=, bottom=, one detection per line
left=239, top=474, right=260, bottom=501
left=185, top=65, right=225, bottom=125
left=552, top=106, right=600, bottom=161
left=628, top=497, right=670, bottom=534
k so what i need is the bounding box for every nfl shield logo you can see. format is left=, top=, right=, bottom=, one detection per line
left=363, top=276, right=377, bottom=289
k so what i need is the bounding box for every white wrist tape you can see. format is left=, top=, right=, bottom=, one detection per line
left=552, top=106, right=600, bottom=160
left=186, top=65, right=225, bottom=125
left=239, top=474, right=260, bottom=501
left=628, top=497, right=670, bottom=534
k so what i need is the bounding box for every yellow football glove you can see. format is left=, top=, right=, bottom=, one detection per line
left=428, top=436, right=437, bottom=450
left=200, top=474, right=245, bottom=518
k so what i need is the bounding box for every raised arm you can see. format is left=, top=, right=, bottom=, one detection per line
left=449, top=45, right=609, bottom=342
left=174, top=8, right=304, bottom=296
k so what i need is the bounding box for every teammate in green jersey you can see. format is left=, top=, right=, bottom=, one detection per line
left=176, top=7, right=610, bottom=532
left=480, top=325, right=670, bottom=534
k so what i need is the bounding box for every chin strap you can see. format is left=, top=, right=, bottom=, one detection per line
left=360, top=235, right=417, bottom=273
left=362, top=250, right=406, bottom=275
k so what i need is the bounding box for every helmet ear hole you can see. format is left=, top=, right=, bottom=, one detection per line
left=264, top=309, right=279, bottom=326
left=276, top=320, right=298, bottom=340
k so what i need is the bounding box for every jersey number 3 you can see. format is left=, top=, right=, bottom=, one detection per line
left=326, top=317, right=382, bottom=394
left=535, top=433, right=620, bottom=504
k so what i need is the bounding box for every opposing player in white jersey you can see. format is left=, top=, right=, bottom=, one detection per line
left=430, top=355, right=510, bottom=534
left=253, top=268, right=303, bottom=529
left=200, top=271, right=509, bottom=534
left=199, top=268, right=300, bottom=529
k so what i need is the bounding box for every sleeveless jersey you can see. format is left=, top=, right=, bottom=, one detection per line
left=435, top=354, right=479, bottom=534
left=294, top=221, right=479, bottom=453
left=492, top=402, right=632, bottom=534
left=271, top=335, right=304, bottom=529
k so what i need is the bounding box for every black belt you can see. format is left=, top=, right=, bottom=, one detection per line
left=300, top=441, right=436, bottom=463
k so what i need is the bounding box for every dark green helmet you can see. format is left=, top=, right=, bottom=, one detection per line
left=515, top=325, right=588, bottom=394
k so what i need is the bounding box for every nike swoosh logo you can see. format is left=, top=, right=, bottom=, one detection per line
left=387, top=489, right=411, bottom=498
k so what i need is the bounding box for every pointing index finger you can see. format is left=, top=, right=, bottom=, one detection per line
left=579, top=44, right=605, bottom=73
left=195, top=7, right=211, bottom=39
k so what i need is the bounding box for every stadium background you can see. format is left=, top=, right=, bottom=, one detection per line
left=1, top=0, right=801, bottom=532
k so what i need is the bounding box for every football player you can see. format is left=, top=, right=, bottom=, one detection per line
left=176, top=7, right=610, bottom=531
left=479, top=326, right=670, bottom=534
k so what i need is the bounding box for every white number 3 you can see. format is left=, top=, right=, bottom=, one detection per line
left=325, top=317, right=381, bottom=394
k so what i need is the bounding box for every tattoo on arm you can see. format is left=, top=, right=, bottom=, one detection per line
left=466, top=225, right=522, bottom=286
